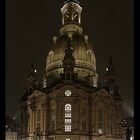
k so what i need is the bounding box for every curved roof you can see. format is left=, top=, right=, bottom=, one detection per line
left=46, top=33, right=97, bottom=82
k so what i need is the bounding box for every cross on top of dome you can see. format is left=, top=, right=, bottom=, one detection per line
left=64, top=0, right=80, bottom=4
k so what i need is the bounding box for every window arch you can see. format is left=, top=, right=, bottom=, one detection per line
left=65, top=104, right=71, bottom=111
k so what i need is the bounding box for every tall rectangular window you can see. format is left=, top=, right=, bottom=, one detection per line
left=65, top=113, right=71, bottom=118
left=65, top=125, right=71, bottom=132
left=51, top=120, right=55, bottom=132
left=50, top=109, right=56, bottom=132
left=98, top=110, right=102, bottom=129
left=82, top=121, right=86, bottom=131
left=37, top=110, right=40, bottom=131
left=37, top=110, right=40, bottom=121
left=110, top=114, right=113, bottom=134
left=65, top=104, right=71, bottom=132
left=65, top=119, right=71, bottom=123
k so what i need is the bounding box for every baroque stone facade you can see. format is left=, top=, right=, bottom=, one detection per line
left=19, top=0, right=123, bottom=140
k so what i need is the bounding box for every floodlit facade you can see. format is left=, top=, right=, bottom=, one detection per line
left=19, top=0, right=123, bottom=140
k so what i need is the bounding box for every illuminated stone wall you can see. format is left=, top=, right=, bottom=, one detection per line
left=21, top=84, right=122, bottom=140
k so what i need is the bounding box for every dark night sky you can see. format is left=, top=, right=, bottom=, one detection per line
left=6, top=0, right=133, bottom=117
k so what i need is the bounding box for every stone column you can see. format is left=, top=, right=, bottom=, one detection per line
left=42, top=106, right=44, bottom=132
left=28, top=107, right=31, bottom=134
left=41, top=103, right=45, bottom=132
left=30, top=110, right=33, bottom=133
left=78, top=13, right=81, bottom=24
left=44, top=107, right=46, bottom=133
left=34, top=110, right=36, bottom=133
left=62, top=13, right=64, bottom=25
left=46, top=99, right=49, bottom=134
left=106, top=104, right=109, bottom=134
left=40, top=107, right=43, bottom=132
left=91, top=101, right=95, bottom=133
left=94, top=103, right=97, bottom=133
left=32, top=110, right=34, bottom=133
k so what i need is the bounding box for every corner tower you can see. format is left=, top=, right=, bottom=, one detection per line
left=46, top=0, right=98, bottom=87
left=105, top=57, right=117, bottom=94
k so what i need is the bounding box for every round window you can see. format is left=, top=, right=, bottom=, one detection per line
left=65, top=90, right=72, bottom=96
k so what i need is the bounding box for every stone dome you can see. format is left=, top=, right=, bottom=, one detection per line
left=46, top=33, right=97, bottom=82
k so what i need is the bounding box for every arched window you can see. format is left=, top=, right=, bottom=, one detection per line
left=50, top=109, right=56, bottom=132
left=65, top=104, right=71, bottom=111
left=65, top=104, right=71, bottom=132
left=98, top=110, right=102, bottom=129
left=110, top=114, right=113, bottom=134
left=37, top=110, right=40, bottom=131
left=65, top=104, right=71, bottom=118
left=37, top=110, right=40, bottom=121
left=82, top=108, right=86, bottom=131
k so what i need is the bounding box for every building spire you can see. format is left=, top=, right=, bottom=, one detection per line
left=26, top=63, right=38, bottom=95
left=104, top=57, right=122, bottom=99
left=105, top=57, right=116, bottom=94
left=28, top=62, right=37, bottom=76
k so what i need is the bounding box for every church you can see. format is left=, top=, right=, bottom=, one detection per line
left=19, top=0, right=123, bottom=140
